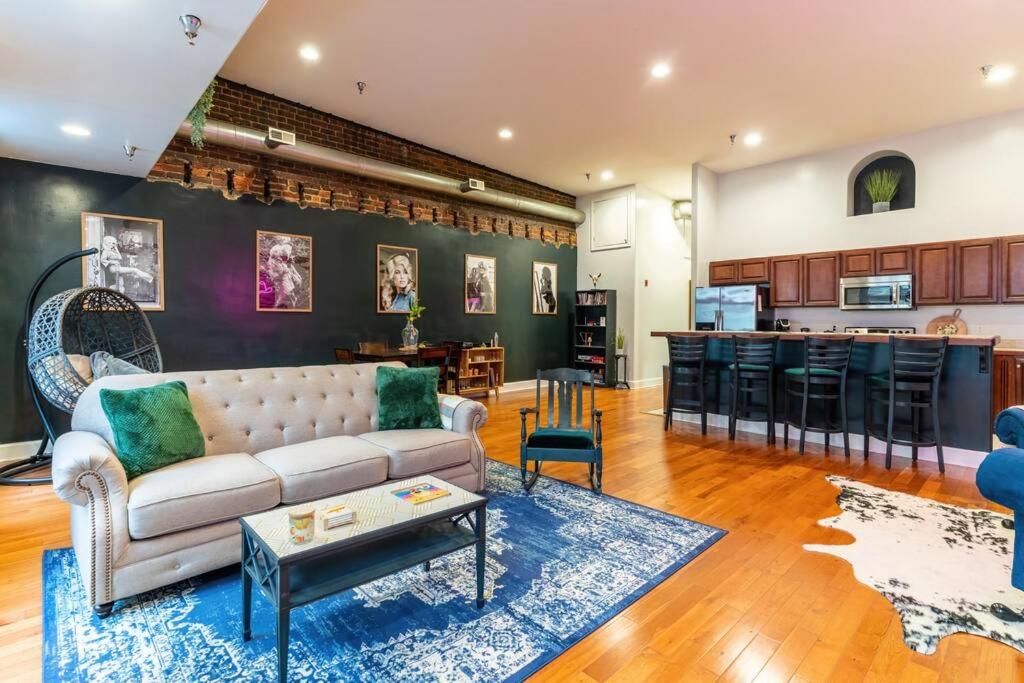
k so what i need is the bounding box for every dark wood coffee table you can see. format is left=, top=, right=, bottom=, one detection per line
left=239, top=475, right=487, bottom=682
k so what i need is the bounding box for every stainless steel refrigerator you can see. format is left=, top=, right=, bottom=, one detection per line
left=694, top=285, right=774, bottom=331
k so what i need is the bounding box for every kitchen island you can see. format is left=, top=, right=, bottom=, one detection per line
left=652, top=331, right=998, bottom=454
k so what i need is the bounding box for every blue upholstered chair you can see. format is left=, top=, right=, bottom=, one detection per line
left=519, top=368, right=602, bottom=493
left=977, top=407, right=1024, bottom=590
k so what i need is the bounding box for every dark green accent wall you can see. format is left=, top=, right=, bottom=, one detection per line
left=0, top=157, right=576, bottom=443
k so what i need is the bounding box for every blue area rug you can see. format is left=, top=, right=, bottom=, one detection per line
left=43, top=460, right=724, bottom=682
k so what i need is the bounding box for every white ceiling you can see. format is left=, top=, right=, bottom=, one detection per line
left=220, top=0, right=1024, bottom=198
left=0, top=1, right=266, bottom=177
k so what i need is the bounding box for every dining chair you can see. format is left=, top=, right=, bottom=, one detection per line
left=357, top=341, right=387, bottom=354
left=417, top=346, right=449, bottom=391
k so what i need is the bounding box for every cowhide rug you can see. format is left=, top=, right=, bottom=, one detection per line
left=805, top=475, right=1024, bottom=655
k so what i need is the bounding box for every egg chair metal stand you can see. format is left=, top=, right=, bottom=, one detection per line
left=2, top=248, right=163, bottom=485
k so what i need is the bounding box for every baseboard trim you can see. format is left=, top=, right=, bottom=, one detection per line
left=661, top=410, right=986, bottom=469
left=498, top=379, right=536, bottom=394
left=0, top=440, right=43, bottom=464
left=629, top=376, right=663, bottom=389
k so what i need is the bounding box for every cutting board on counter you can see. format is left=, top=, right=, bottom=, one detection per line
left=926, top=308, right=968, bottom=336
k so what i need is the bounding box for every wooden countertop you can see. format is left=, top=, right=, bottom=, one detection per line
left=650, top=330, right=999, bottom=347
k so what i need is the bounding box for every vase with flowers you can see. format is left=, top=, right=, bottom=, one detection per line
left=402, top=300, right=425, bottom=349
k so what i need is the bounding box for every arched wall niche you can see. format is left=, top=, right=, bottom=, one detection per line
left=847, top=150, right=916, bottom=216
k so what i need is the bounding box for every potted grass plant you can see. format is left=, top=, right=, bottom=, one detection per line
left=863, top=168, right=901, bottom=213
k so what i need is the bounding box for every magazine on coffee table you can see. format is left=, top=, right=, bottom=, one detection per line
left=392, top=482, right=451, bottom=505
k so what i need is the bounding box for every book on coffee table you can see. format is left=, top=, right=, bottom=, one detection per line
left=392, top=482, right=451, bottom=505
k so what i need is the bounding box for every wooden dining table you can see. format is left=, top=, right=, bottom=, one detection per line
left=352, top=347, right=422, bottom=365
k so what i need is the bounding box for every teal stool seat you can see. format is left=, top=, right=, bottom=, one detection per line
left=784, top=367, right=841, bottom=377
left=527, top=428, right=594, bottom=449
left=728, top=363, right=770, bottom=372
left=867, top=374, right=889, bottom=384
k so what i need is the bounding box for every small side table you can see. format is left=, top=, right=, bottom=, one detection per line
left=614, top=353, right=630, bottom=389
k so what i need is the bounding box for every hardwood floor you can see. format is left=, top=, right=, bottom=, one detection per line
left=2, top=385, right=1022, bottom=681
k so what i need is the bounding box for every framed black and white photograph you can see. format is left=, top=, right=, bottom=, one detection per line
left=256, top=230, right=313, bottom=312
left=465, top=254, right=496, bottom=314
left=377, top=244, right=418, bottom=313
left=82, top=212, right=164, bottom=311
left=532, top=261, right=557, bottom=315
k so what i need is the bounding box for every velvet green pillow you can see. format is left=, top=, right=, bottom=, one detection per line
left=99, top=381, right=205, bottom=480
left=376, top=366, right=443, bottom=431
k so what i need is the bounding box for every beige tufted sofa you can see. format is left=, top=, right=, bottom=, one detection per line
left=51, top=362, right=488, bottom=614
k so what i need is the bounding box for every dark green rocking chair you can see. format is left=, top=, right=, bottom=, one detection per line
left=519, top=368, right=603, bottom=493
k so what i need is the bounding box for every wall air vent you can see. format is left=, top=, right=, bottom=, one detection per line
left=267, top=127, right=297, bottom=147
left=460, top=178, right=486, bottom=193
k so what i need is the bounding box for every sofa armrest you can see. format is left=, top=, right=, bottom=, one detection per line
left=438, top=394, right=488, bottom=490
left=52, top=431, right=129, bottom=506
left=52, top=431, right=131, bottom=607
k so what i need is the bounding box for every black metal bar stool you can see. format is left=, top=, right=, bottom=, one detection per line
left=783, top=335, right=854, bottom=456
left=664, top=334, right=709, bottom=434
left=728, top=335, right=778, bottom=445
left=864, top=336, right=949, bottom=472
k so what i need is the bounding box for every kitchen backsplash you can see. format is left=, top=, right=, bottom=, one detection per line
left=773, top=305, right=1024, bottom=338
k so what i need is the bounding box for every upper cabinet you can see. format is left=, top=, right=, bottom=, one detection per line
left=954, top=238, right=999, bottom=304
left=737, top=258, right=770, bottom=283
left=1001, top=235, right=1024, bottom=304
left=803, top=252, right=840, bottom=306
left=708, top=258, right=770, bottom=286
left=709, top=260, right=739, bottom=286
left=840, top=249, right=875, bottom=277
left=875, top=246, right=913, bottom=275
left=914, top=242, right=955, bottom=305
left=770, top=256, right=803, bottom=307
left=708, top=233, right=1024, bottom=308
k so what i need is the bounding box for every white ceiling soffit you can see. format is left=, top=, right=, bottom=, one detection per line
left=0, top=1, right=267, bottom=178
left=221, top=0, right=1024, bottom=198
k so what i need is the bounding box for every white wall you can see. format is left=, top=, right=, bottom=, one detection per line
left=709, top=108, right=1024, bottom=337
left=576, top=184, right=689, bottom=385
left=692, top=163, right=719, bottom=290
left=635, top=186, right=690, bottom=383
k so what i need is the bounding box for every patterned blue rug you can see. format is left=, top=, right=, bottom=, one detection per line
left=43, top=461, right=724, bottom=682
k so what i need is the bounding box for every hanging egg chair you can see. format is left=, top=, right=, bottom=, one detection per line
left=27, top=287, right=162, bottom=414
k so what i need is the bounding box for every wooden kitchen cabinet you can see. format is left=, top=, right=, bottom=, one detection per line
left=709, top=260, right=738, bottom=285
left=1001, top=235, right=1024, bottom=303
left=840, top=249, right=875, bottom=277
left=994, top=351, right=1024, bottom=422
left=875, top=246, right=913, bottom=275
left=954, top=238, right=999, bottom=304
left=737, top=258, right=770, bottom=283
left=914, top=242, right=955, bottom=305
left=770, top=256, right=803, bottom=307
left=803, top=252, right=840, bottom=306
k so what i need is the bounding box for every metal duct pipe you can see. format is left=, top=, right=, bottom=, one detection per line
left=176, top=119, right=585, bottom=225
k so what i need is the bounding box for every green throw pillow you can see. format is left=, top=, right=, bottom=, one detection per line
left=99, top=381, right=206, bottom=480
left=376, top=366, right=443, bottom=431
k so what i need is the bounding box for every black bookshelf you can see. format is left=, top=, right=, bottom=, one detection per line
left=573, top=289, right=616, bottom=386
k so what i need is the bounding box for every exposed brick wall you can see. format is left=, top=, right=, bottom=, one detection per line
left=148, top=79, right=578, bottom=247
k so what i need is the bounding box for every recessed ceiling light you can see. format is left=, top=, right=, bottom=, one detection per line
left=60, top=124, right=91, bottom=137
left=298, top=43, right=321, bottom=62
left=651, top=63, right=671, bottom=79
left=498, top=128, right=513, bottom=140
left=743, top=131, right=763, bottom=147
left=981, top=63, right=1015, bottom=84
left=600, top=170, right=614, bottom=181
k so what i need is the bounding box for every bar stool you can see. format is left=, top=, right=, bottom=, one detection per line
left=864, top=336, right=948, bottom=472
left=664, top=334, right=709, bottom=434
left=783, top=335, right=854, bottom=456
left=729, top=335, right=778, bottom=445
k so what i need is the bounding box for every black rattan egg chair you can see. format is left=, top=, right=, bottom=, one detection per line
left=2, top=249, right=162, bottom=485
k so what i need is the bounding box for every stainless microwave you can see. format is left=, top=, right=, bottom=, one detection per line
left=839, top=274, right=913, bottom=310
